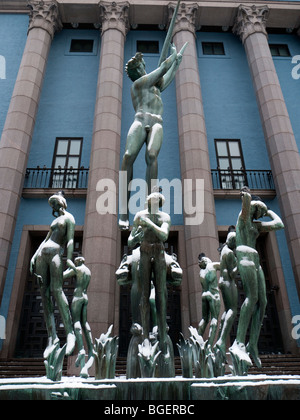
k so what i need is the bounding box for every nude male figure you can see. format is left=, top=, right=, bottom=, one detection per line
left=119, top=43, right=186, bottom=230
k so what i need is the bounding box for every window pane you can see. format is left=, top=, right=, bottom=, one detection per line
left=269, top=44, right=291, bottom=57
left=278, top=45, right=290, bottom=57
left=219, top=158, right=230, bottom=169
left=216, top=141, right=228, bottom=156
left=228, top=141, right=241, bottom=157
left=54, top=157, right=66, bottom=168
left=202, top=43, right=213, bottom=55
left=213, top=43, right=225, bottom=55
left=231, top=158, right=243, bottom=170
left=68, top=157, right=79, bottom=168
left=56, top=140, right=68, bottom=155
left=269, top=45, right=278, bottom=56
left=137, top=41, right=159, bottom=54
left=70, top=39, right=94, bottom=53
left=69, top=140, right=81, bottom=155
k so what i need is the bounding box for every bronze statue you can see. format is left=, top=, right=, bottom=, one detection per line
left=127, top=189, right=174, bottom=376
left=198, top=253, right=220, bottom=347
left=215, top=226, right=238, bottom=357
left=116, top=246, right=182, bottom=378
left=230, top=187, right=284, bottom=373
left=119, top=0, right=187, bottom=230
left=30, top=191, right=76, bottom=358
left=63, top=256, right=94, bottom=378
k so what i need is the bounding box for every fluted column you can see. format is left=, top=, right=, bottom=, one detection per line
left=171, top=3, right=219, bottom=326
left=83, top=1, right=129, bottom=336
left=234, top=4, right=300, bottom=298
left=0, top=0, right=62, bottom=302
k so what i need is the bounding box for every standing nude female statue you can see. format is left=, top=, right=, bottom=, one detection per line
left=230, top=187, right=284, bottom=372
left=30, top=191, right=76, bottom=358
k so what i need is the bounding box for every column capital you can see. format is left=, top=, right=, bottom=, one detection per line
left=99, top=1, right=130, bottom=37
left=168, top=2, right=199, bottom=38
left=233, top=4, right=269, bottom=44
left=27, top=0, right=62, bottom=39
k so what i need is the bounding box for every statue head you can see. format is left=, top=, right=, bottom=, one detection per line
left=125, top=52, right=146, bottom=81
left=198, top=253, right=211, bottom=269
left=48, top=191, right=67, bottom=217
left=146, top=186, right=165, bottom=210
left=250, top=198, right=268, bottom=220
left=226, top=225, right=236, bottom=250
left=74, top=256, right=85, bottom=266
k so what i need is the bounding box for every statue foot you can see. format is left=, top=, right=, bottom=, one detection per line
left=246, top=343, right=262, bottom=369
left=75, top=349, right=86, bottom=368
left=118, top=219, right=129, bottom=230
left=43, top=336, right=60, bottom=359
left=66, top=332, right=76, bottom=356
left=80, top=366, right=89, bottom=379
left=229, top=340, right=252, bottom=376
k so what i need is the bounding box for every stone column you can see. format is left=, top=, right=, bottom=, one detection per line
left=83, top=1, right=129, bottom=337
left=0, top=0, right=62, bottom=302
left=234, top=4, right=300, bottom=298
left=171, top=3, right=220, bottom=326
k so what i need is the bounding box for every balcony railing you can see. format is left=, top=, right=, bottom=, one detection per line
left=211, top=169, right=275, bottom=191
left=24, top=167, right=89, bottom=189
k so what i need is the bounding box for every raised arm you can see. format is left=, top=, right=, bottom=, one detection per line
left=137, top=45, right=177, bottom=89
left=160, top=43, right=188, bottom=92
left=257, top=209, right=284, bottom=233
left=239, top=187, right=252, bottom=221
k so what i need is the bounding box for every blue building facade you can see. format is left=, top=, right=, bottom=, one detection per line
left=0, top=0, right=300, bottom=368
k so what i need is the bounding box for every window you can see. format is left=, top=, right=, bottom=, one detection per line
left=202, top=42, right=225, bottom=56
left=137, top=40, right=159, bottom=54
left=70, top=39, right=94, bottom=53
left=51, top=138, right=83, bottom=189
left=215, top=139, right=246, bottom=189
left=269, top=44, right=291, bottom=57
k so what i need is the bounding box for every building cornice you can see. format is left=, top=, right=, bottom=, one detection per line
left=0, top=0, right=300, bottom=32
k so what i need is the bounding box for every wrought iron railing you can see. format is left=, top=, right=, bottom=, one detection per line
left=211, top=169, right=275, bottom=191
left=24, top=167, right=89, bottom=189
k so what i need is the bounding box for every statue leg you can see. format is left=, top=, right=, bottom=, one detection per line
left=50, top=255, right=75, bottom=355
left=71, top=299, right=85, bottom=370
left=81, top=301, right=94, bottom=359
left=247, top=265, right=267, bottom=368
left=153, top=256, right=167, bottom=354
left=198, top=298, right=209, bottom=337
left=207, top=296, right=221, bottom=347
left=35, top=256, right=58, bottom=352
left=236, top=259, right=258, bottom=346
left=216, top=281, right=238, bottom=354
left=120, top=121, right=146, bottom=228
left=145, top=123, right=163, bottom=195
left=139, top=252, right=152, bottom=340
left=154, top=255, right=175, bottom=377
